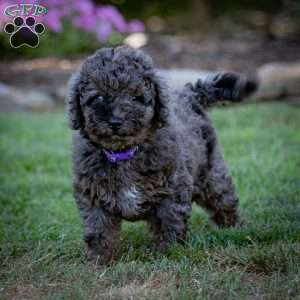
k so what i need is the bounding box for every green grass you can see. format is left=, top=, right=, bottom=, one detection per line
left=0, top=102, right=300, bottom=299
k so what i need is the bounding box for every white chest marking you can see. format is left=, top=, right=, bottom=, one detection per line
left=118, top=186, right=143, bottom=217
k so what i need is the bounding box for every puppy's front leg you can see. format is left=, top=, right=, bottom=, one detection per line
left=75, top=193, right=121, bottom=264
left=149, top=198, right=192, bottom=252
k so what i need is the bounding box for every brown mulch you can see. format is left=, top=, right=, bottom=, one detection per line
left=144, top=35, right=300, bottom=72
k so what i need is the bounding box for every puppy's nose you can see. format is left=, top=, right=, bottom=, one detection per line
left=109, top=116, right=123, bottom=129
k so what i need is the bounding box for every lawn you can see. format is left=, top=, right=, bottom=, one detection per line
left=0, top=102, right=300, bottom=299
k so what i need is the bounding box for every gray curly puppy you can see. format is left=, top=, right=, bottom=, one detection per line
left=66, top=46, right=257, bottom=263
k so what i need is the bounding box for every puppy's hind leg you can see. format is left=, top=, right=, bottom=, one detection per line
left=195, top=141, right=240, bottom=227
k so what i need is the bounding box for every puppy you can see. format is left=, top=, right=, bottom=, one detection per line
left=66, top=46, right=257, bottom=263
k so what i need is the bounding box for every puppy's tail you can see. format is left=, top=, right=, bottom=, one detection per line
left=189, top=72, right=258, bottom=108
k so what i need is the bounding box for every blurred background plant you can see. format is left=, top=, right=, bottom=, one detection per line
left=1, top=0, right=300, bottom=58
left=0, top=0, right=144, bottom=57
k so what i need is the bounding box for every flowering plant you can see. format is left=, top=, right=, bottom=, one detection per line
left=0, top=0, right=144, bottom=42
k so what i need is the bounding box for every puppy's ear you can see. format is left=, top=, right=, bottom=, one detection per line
left=151, top=75, right=169, bottom=128
left=65, top=72, right=84, bottom=130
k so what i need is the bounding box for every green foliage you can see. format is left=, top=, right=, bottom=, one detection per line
left=0, top=103, right=300, bottom=299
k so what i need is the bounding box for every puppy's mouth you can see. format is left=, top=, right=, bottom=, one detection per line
left=87, top=128, right=148, bottom=151
left=85, top=124, right=149, bottom=151
left=103, top=135, right=137, bottom=150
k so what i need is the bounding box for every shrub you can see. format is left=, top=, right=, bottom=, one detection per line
left=0, top=0, right=144, bottom=57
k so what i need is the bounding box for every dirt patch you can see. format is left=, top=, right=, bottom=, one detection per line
left=100, top=272, right=175, bottom=299
left=143, top=35, right=300, bottom=73
left=1, top=284, right=49, bottom=300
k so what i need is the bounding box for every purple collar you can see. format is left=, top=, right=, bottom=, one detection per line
left=103, top=146, right=138, bottom=163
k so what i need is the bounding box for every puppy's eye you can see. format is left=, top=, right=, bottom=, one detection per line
left=96, top=96, right=104, bottom=102
left=133, top=96, right=144, bottom=103
left=86, top=95, right=104, bottom=106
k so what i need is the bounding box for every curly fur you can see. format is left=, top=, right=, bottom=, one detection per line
left=66, top=46, right=257, bottom=263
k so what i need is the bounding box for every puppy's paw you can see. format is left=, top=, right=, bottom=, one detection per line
left=153, top=234, right=187, bottom=253
left=204, top=72, right=258, bottom=102
left=86, top=246, right=119, bottom=265
left=153, top=240, right=170, bottom=253
left=84, top=234, right=120, bottom=265
left=211, top=210, right=242, bottom=228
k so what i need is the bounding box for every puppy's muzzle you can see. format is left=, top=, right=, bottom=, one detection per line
left=109, top=116, right=123, bottom=131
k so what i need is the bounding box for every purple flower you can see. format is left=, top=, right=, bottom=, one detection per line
left=96, top=5, right=127, bottom=33
left=127, top=20, right=145, bottom=33
left=43, top=10, right=62, bottom=32
left=0, top=0, right=145, bottom=42
left=74, top=0, right=94, bottom=16
left=73, top=14, right=97, bottom=32
left=39, top=0, right=62, bottom=6
left=0, top=5, right=10, bottom=27
left=96, top=21, right=113, bottom=42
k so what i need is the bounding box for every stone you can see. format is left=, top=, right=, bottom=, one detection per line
left=0, top=82, right=55, bottom=112
left=253, top=62, right=300, bottom=100
left=157, top=68, right=213, bottom=90
left=0, top=83, right=23, bottom=112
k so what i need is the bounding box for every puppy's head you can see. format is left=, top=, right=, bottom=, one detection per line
left=66, top=46, right=168, bottom=150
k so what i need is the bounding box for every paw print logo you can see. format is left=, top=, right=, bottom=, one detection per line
left=4, top=16, right=45, bottom=48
